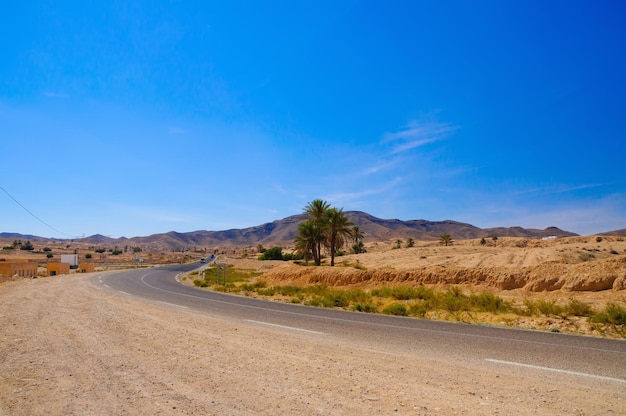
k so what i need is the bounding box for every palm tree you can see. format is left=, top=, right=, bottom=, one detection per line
left=304, top=199, right=330, bottom=264
left=351, top=226, right=365, bottom=253
left=294, top=220, right=318, bottom=264
left=324, top=207, right=354, bottom=266
left=439, top=233, right=453, bottom=246
left=304, top=199, right=330, bottom=221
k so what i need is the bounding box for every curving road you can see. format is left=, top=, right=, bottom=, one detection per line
left=94, top=263, right=626, bottom=384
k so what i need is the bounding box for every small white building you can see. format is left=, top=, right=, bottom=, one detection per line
left=61, top=254, right=78, bottom=268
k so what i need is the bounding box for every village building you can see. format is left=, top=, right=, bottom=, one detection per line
left=0, top=259, right=38, bottom=279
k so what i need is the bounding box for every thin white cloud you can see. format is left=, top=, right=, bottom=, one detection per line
left=323, top=177, right=403, bottom=205
left=383, top=120, right=456, bottom=155
left=511, top=182, right=606, bottom=197
left=364, top=158, right=400, bottom=175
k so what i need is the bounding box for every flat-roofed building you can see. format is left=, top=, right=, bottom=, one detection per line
left=0, top=259, right=38, bottom=279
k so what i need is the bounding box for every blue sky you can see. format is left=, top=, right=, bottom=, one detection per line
left=1, top=1, right=625, bottom=238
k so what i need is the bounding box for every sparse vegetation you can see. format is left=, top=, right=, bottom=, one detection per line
left=439, top=233, right=453, bottom=246
left=190, top=271, right=625, bottom=337
left=258, top=246, right=284, bottom=260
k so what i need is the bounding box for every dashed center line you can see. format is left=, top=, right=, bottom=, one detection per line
left=486, top=359, right=626, bottom=383
left=245, top=320, right=326, bottom=335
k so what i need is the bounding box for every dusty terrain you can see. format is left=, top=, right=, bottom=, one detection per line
left=1, top=272, right=625, bottom=415
left=1, top=236, right=625, bottom=414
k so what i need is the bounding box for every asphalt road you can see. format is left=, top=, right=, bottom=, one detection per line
left=94, top=262, right=626, bottom=384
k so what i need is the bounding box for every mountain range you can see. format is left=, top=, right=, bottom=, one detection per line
left=1, top=211, right=588, bottom=251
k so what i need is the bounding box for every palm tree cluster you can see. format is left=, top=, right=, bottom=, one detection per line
left=294, top=199, right=358, bottom=266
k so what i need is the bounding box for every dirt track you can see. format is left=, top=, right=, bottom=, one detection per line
left=1, top=273, right=625, bottom=415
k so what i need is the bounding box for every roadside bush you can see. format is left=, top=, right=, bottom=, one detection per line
left=353, top=303, right=378, bottom=313
left=537, top=300, right=564, bottom=316
left=408, top=302, right=429, bottom=317
left=382, top=303, right=408, bottom=316
left=470, top=292, right=509, bottom=313
left=371, top=286, right=434, bottom=301
left=591, top=303, right=626, bottom=325
left=565, top=299, right=593, bottom=316
left=443, top=287, right=469, bottom=312
left=193, top=279, right=208, bottom=288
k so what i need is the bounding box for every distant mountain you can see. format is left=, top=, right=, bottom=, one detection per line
left=0, top=211, right=580, bottom=251
left=0, top=232, right=62, bottom=242
left=598, top=228, right=626, bottom=237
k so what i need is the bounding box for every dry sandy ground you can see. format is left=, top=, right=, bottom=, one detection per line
left=1, top=272, right=625, bottom=415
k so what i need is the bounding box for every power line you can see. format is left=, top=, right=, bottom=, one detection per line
left=0, top=185, right=82, bottom=238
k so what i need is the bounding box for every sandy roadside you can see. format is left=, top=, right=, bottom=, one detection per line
left=1, top=273, right=624, bottom=415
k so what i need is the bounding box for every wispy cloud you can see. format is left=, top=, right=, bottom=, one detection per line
left=363, top=159, right=400, bottom=175
left=323, top=177, right=403, bottom=205
left=511, top=182, right=606, bottom=197
left=383, top=120, right=456, bottom=155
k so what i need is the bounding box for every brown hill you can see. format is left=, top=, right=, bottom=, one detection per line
left=2, top=211, right=578, bottom=251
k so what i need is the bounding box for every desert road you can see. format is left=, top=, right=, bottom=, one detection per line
left=96, top=263, right=626, bottom=384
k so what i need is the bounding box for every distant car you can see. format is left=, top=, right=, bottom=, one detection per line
left=200, top=257, right=206, bottom=263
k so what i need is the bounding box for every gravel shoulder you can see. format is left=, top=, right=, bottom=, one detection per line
left=1, top=273, right=624, bottom=415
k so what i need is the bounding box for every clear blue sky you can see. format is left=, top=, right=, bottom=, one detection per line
left=2, top=1, right=625, bottom=238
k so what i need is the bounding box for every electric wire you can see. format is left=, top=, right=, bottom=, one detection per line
left=0, top=185, right=82, bottom=238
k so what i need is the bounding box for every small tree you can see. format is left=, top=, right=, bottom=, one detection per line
left=259, top=246, right=283, bottom=260
left=406, top=238, right=415, bottom=248
left=20, top=241, right=34, bottom=251
left=351, top=226, right=365, bottom=253
left=492, top=236, right=498, bottom=247
left=393, top=239, right=403, bottom=249
left=324, top=207, right=354, bottom=266
left=439, top=234, right=453, bottom=246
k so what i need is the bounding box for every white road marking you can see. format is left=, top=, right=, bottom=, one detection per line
left=486, top=359, right=626, bottom=383
left=245, top=320, right=326, bottom=335
left=119, top=291, right=131, bottom=296
left=155, top=300, right=189, bottom=309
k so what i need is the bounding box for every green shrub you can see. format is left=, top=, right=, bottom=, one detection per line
left=408, top=302, right=429, bottom=317
left=282, top=252, right=301, bottom=261
left=353, top=303, right=378, bottom=313
left=565, top=299, right=593, bottom=316
left=591, top=303, right=626, bottom=325
left=258, top=246, right=283, bottom=260
left=276, top=285, right=304, bottom=296
left=257, top=287, right=278, bottom=296
left=371, top=286, right=434, bottom=301
left=470, top=292, right=509, bottom=313
left=537, top=300, right=564, bottom=316
left=383, top=303, right=408, bottom=316
left=193, top=279, right=208, bottom=288
left=443, top=287, right=469, bottom=312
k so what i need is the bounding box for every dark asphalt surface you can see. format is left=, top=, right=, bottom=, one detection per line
left=93, top=262, right=626, bottom=384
